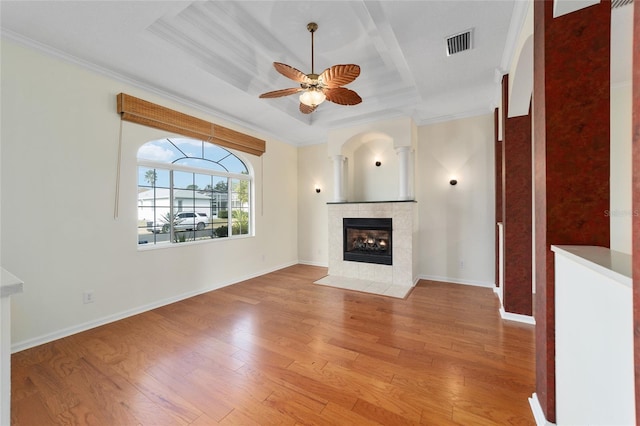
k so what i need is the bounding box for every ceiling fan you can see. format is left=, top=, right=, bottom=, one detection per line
left=259, top=22, right=362, bottom=114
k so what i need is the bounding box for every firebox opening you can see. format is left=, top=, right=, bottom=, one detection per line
left=343, top=218, right=392, bottom=265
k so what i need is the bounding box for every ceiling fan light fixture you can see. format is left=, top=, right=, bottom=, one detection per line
left=299, top=88, right=326, bottom=107
left=259, top=22, right=361, bottom=114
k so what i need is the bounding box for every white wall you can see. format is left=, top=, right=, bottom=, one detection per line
left=554, top=246, right=634, bottom=425
left=417, top=114, right=496, bottom=287
left=1, top=39, right=299, bottom=349
left=610, top=84, right=632, bottom=254
left=297, top=143, right=331, bottom=266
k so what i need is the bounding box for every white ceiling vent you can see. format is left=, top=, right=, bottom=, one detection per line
left=612, top=0, right=633, bottom=8
left=446, top=29, right=473, bottom=56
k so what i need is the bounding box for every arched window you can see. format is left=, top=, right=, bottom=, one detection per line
left=137, top=137, right=252, bottom=246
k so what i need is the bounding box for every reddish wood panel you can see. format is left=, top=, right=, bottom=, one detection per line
left=495, top=107, right=503, bottom=288
left=633, top=0, right=640, bottom=423
left=502, top=75, right=533, bottom=316
left=533, top=0, right=611, bottom=422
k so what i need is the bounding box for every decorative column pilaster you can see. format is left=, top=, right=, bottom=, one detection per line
left=331, top=155, right=347, bottom=202
left=396, top=146, right=413, bottom=200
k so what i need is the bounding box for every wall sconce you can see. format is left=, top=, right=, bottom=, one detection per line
left=449, top=179, right=458, bottom=186
left=375, top=161, right=382, bottom=167
left=315, top=187, right=321, bottom=193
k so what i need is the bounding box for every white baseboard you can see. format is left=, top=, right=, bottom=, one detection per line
left=500, top=307, right=536, bottom=325
left=529, top=393, right=555, bottom=426
left=418, top=274, right=495, bottom=288
left=11, top=261, right=298, bottom=353
left=297, top=259, right=328, bottom=268
left=493, top=286, right=504, bottom=306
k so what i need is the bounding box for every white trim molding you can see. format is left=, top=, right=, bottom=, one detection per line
left=529, top=393, right=556, bottom=426
left=11, top=261, right=297, bottom=353
left=500, top=307, right=536, bottom=325
left=298, top=259, right=328, bottom=268
left=418, top=274, right=495, bottom=289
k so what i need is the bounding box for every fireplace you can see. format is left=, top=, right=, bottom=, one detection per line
left=343, top=218, right=392, bottom=265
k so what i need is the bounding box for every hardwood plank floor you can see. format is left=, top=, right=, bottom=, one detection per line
left=11, top=265, right=535, bottom=425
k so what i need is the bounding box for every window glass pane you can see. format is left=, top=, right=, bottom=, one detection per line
left=153, top=188, right=171, bottom=208
left=175, top=158, right=227, bottom=172
left=171, top=138, right=203, bottom=158
left=155, top=169, right=170, bottom=189
left=138, top=206, right=155, bottom=244
left=137, top=188, right=155, bottom=207
left=230, top=178, right=250, bottom=236
left=138, top=167, right=155, bottom=188
left=195, top=173, right=212, bottom=191
left=137, top=171, right=171, bottom=246
left=204, top=143, right=233, bottom=164
left=137, top=139, right=182, bottom=162
left=173, top=170, right=194, bottom=190
left=137, top=138, right=251, bottom=246
left=220, top=155, right=248, bottom=174
left=174, top=189, right=196, bottom=212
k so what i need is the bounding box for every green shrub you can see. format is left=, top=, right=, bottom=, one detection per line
left=218, top=210, right=228, bottom=219
left=214, top=225, right=228, bottom=237
left=232, top=222, right=249, bottom=235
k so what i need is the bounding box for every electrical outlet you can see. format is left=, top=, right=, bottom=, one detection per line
left=459, top=260, right=465, bottom=270
left=83, top=291, right=95, bottom=304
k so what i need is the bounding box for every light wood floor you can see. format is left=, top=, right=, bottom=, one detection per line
left=11, top=265, right=535, bottom=425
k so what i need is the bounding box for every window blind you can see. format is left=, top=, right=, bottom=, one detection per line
left=117, top=93, right=266, bottom=156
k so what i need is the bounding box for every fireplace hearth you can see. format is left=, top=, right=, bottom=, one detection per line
left=343, top=218, right=392, bottom=265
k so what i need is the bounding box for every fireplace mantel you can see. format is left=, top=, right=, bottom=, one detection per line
left=327, top=200, right=416, bottom=205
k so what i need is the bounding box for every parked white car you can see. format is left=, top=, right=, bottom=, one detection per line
left=147, top=212, right=209, bottom=233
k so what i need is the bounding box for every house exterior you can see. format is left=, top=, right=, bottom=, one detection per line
left=137, top=188, right=228, bottom=221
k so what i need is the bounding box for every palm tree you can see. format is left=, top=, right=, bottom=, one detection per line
left=144, top=169, right=157, bottom=187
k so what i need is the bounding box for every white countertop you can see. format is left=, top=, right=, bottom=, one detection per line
left=551, top=245, right=632, bottom=288
left=1, top=268, right=24, bottom=297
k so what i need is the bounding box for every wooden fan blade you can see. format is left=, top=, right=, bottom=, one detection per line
left=324, top=87, right=362, bottom=105
left=299, top=103, right=317, bottom=114
left=259, top=87, right=302, bottom=98
left=273, top=62, right=310, bottom=83
left=320, top=64, right=360, bottom=88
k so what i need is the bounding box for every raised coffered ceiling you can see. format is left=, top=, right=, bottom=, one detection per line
left=1, top=1, right=525, bottom=146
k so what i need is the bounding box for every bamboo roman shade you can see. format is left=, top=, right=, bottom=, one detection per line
left=117, top=93, right=266, bottom=156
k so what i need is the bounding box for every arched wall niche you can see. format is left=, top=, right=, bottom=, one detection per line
left=342, top=131, right=398, bottom=201
left=327, top=118, right=416, bottom=202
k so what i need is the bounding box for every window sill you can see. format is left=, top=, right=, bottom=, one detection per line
left=137, top=233, right=254, bottom=251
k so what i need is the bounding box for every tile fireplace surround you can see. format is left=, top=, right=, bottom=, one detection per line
left=316, top=201, right=418, bottom=298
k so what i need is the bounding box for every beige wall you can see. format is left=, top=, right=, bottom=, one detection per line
left=609, top=5, right=633, bottom=255
left=352, top=138, right=399, bottom=202
left=1, top=39, right=299, bottom=349
left=297, top=143, right=331, bottom=266
left=610, top=83, right=632, bottom=254
left=416, top=114, right=496, bottom=286
left=297, top=114, right=497, bottom=287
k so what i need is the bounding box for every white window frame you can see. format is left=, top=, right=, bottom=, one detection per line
left=137, top=152, right=253, bottom=249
